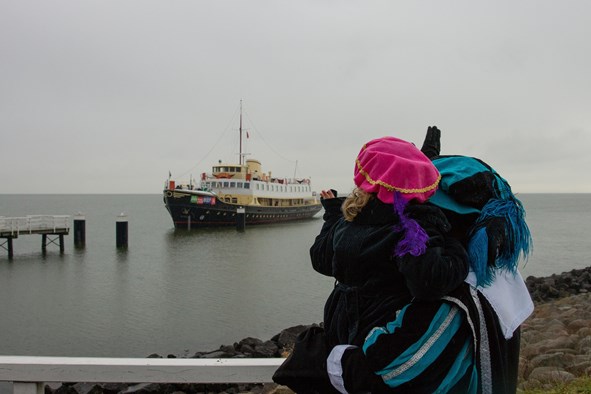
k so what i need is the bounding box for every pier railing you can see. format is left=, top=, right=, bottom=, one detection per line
left=1, top=215, right=71, bottom=258
left=0, top=215, right=70, bottom=237
left=0, top=356, right=285, bottom=394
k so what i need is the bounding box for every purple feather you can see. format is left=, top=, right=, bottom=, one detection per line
left=393, top=192, right=430, bottom=257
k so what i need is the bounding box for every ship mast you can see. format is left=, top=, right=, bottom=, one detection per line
left=239, top=100, right=243, bottom=166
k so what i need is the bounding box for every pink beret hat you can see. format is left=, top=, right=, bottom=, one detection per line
left=354, top=136, right=441, bottom=204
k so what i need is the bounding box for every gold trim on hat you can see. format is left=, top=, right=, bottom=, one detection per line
left=355, top=158, right=441, bottom=194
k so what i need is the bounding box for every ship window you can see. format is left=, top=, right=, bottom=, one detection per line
left=244, top=183, right=250, bottom=189
left=230, top=182, right=236, bottom=188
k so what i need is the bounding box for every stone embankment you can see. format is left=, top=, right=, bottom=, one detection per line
left=49, top=267, right=591, bottom=393
left=518, top=266, right=591, bottom=390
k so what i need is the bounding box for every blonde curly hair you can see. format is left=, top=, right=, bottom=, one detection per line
left=342, top=188, right=374, bottom=222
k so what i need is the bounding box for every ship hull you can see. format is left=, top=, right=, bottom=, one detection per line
left=163, top=189, right=322, bottom=229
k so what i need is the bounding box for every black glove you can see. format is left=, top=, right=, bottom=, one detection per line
left=420, top=126, right=441, bottom=159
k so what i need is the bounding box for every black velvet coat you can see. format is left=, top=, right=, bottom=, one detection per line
left=310, top=196, right=469, bottom=350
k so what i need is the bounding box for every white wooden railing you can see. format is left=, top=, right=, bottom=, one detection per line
left=0, top=215, right=70, bottom=236
left=0, top=356, right=285, bottom=394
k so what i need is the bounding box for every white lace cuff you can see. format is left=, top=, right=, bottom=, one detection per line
left=327, top=344, right=358, bottom=394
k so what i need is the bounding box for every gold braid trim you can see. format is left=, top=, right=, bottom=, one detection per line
left=355, top=158, right=441, bottom=194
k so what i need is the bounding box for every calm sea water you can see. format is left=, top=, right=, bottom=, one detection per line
left=0, top=194, right=589, bottom=358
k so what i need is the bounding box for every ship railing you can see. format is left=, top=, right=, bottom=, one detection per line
left=0, top=356, right=285, bottom=394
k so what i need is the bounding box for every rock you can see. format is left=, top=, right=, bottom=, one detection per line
left=121, top=383, right=175, bottom=393
left=266, top=385, right=295, bottom=394
left=576, top=336, right=591, bottom=353
left=527, top=367, right=575, bottom=384
left=566, top=360, right=591, bottom=376
left=528, top=352, right=573, bottom=372
left=518, top=291, right=591, bottom=389
left=239, top=337, right=264, bottom=348
left=253, top=340, right=279, bottom=358
left=576, top=327, right=591, bottom=337
left=237, top=337, right=264, bottom=355
left=567, top=319, right=589, bottom=332
left=272, top=324, right=312, bottom=350
left=199, top=350, right=229, bottom=358
left=526, top=267, right=591, bottom=303
left=53, top=385, right=85, bottom=394
left=93, top=383, right=129, bottom=394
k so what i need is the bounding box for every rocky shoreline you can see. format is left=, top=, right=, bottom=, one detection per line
left=49, top=267, right=591, bottom=393
left=519, top=266, right=591, bottom=390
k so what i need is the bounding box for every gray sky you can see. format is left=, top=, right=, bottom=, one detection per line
left=2, top=0, right=590, bottom=194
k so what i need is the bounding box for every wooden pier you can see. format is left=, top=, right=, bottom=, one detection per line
left=0, top=215, right=70, bottom=258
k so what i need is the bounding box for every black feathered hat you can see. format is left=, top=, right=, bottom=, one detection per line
left=428, top=155, right=533, bottom=286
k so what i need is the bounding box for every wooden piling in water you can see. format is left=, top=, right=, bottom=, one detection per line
left=73, top=213, right=86, bottom=247
left=236, top=207, right=245, bottom=231
left=116, top=213, right=128, bottom=248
